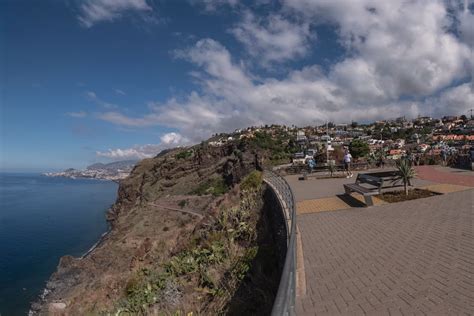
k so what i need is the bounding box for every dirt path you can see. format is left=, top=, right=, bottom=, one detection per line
left=148, top=203, right=204, bottom=219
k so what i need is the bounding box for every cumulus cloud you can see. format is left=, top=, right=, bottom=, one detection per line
left=96, top=132, right=189, bottom=160
left=66, top=111, right=87, bottom=118
left=96, top=144, right=161, bottom=159
left=78, top=0, right=152, bottom=28
left=160, top=132, right=190, bottom=145
left=230, top=11, right=312, bottom=64
left=96, top=1, right=472, bottom=143
left=429, top=83, right=474, bottom=117
left=458, top=0, right=474, bottom=46
left=283, top=0, right=471, bottom=97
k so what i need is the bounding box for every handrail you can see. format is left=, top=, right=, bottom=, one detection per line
left=263, top=171, right=297, bottom=316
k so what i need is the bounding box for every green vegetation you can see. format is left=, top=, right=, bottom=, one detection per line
left=349, top=139, right=370, bottom=159
left=119, top=173, right=263, bottom=314
left=176, top=150, right=193, bottom=160
left=178, top=200, right=187, bottom=208
left=392, top=159, right=417, bottom=196
left=247, top=131, right=298, bottom=165
left=240, top=171, right=262, bottom=191
left=192, top=177, right=229, bottom=196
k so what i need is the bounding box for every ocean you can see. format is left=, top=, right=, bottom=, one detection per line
left=0, top=173, right=118, bottom=315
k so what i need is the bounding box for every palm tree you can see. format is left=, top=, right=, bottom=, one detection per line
left=392, top=159, right=416, bottom=196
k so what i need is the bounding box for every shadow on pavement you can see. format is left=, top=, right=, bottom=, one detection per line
left=336, top=194, right=366, bottom=208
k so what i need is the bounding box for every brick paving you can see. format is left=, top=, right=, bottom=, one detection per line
left=285, top=171, right=434, bottom=202
left=295, top=189, right=474, bottom=315
left=297, top=194, right=386, bottom=215
left=420, top=183, right=472, bottom=194
left=415, top=166, right=474, bottom=187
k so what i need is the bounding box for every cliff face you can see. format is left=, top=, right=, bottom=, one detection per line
left=30, top=140, right=275, bottom=315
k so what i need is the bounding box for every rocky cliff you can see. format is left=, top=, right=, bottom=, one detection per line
left=31, top=138, right=280, bottom=315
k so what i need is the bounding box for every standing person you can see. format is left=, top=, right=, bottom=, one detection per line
left=344, top=149, right=353, bottom=178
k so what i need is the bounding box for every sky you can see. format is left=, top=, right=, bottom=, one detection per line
left=1, top=0, right=473, bottom=171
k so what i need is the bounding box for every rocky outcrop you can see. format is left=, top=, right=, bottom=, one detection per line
left=31, top=139, right=268, bottom=315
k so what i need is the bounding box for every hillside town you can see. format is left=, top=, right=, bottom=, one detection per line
left=43, top=160, right=136, bottom=181
left=206, top=114, right=474, bottom=171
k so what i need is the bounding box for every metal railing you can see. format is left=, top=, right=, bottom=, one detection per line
left=263, top=171, right=297, bottom=316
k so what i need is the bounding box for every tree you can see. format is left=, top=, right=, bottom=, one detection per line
left=392, top=159, right=416, bottom=196
left=351, top=121, right=358, bottom=128
left=349, top=139, right=370, bottom=159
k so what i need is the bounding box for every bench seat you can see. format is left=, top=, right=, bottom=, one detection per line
left=343, top=174, right=384, bottom=206
left=343, top=183, right=378, bottom=195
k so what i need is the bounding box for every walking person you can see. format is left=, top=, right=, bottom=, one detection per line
left=344, top=149, right=353, bottom=178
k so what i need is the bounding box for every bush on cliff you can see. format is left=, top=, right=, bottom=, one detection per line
left=240, top=170, right=263, bottom=191
left=120, top=177, right=264, bottom=314
left=192, top=177, right=229, bottom=196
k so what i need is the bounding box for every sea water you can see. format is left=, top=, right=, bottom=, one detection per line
left=0, top=173, right=118, bottom=315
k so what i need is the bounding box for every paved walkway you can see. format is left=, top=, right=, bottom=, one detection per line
left=296, top=190, right=474, bottom=315
left=415, top=165, right=474, bottom=187
left=287, top=167, right=474, bottom=315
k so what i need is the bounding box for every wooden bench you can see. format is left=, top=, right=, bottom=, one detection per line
left=343, top=174, right=384, bottom=206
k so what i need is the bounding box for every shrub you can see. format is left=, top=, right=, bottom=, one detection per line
left=176, top=150, right=192, bottom=160
left=192, top=177, right=229, bottom=196
left=240, top=171, right=263, bottom=191
left=178, top=200, right=187, bottom=208
left=349, top=139, right=370, bottom=159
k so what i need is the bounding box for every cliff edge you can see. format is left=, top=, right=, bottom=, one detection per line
left=31, top=138, right=282, bottom=315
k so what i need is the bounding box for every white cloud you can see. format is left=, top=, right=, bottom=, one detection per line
left=96, top=145, right=161, bottom=159
left=160, top=132, right=190, bottom=145
left=230, top=11, right=311, bottom=64
left=458, top=1, right=474, bottom=47
left=97, top=38, right=422, bottom=139
left=96, top=1, right=472, bottom=143
left=429, top=82, right=474, bottom=117
left=96, top=132, right=189, bottom=160
left=283, top=0, right=471, bottom=97
left=66, top=111, right=87, bottom=118
left=78, top=0, right=152, bottom=28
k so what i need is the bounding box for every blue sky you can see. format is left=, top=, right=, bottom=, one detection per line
left=1, top=0, right=473, bottom=171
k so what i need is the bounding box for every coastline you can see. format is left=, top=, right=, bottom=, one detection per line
left=80, top=229, right=111, bottom=259
left=29, top=204, right=117, bottom=315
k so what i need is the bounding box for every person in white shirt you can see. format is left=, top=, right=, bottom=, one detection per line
left=343, top=149, right=353, bottom=178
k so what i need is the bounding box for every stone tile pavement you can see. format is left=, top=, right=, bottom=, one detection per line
left=296, top=194, right=386, bottom=215
left=420, top=183, right=472, bottom=194
left=416, top=166, right=474, bottom=187
left=295, top=189, right=474, bottom=315
left=286, top=170, right=435, bottom=202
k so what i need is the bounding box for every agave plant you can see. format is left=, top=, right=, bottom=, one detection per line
left=392, top=159, right=416, bottom=196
